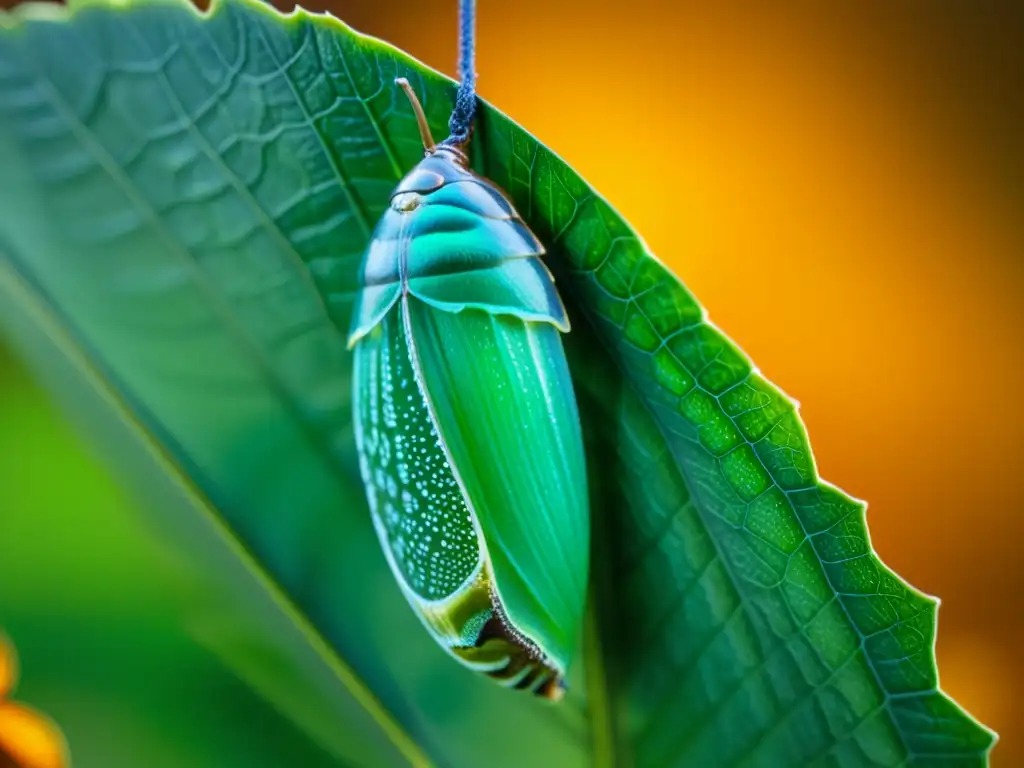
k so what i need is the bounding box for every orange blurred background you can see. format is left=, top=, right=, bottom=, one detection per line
left=2, top=0, right=1021, bottom=763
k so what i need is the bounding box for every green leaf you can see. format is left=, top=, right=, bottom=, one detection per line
left=0, top=0, right=995, bottom=766
left=0, top=338, right=343, bottom=768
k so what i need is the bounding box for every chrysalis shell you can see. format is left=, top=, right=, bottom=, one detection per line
left=349, top=140, right=589, bottom=700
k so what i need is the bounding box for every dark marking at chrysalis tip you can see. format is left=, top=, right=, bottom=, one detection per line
left=469, top=597, right=567, bottom=702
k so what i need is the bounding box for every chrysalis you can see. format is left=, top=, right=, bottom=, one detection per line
left=348, top=78, right=589, bottom=699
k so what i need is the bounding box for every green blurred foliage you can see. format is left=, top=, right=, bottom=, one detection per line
left=0, top=346, right=335, bottom=767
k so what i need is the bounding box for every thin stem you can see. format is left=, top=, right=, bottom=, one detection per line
left=395, top=77, right=436, bottom=151
left=442, top=0, right=476, bottom=147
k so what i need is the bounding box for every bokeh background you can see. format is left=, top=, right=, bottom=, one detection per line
left=1, top=0, right=1021, bottom=764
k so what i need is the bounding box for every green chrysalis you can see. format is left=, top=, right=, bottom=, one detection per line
left=348, top=79, right=589, bottom=699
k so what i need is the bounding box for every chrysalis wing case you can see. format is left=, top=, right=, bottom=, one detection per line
left=348, top=80, right=589, bottom=700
